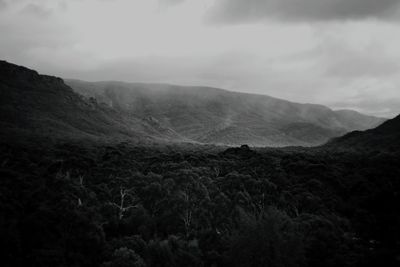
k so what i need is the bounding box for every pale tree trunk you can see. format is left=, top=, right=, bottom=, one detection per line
left=110, top=187, right=138, bottom=220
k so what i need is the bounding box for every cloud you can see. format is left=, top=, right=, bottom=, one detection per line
left=0, top=1, right=78, bottom=66
left=56, top=52, right=400, bottom=118
left=307, top=41, right=400, bottom=79
left=0, top=0, right=7, bottom=10
left=20, top=3, right=52, bottom=18
left=328, top=79, right=400, bottom=117
left=159, top=0, right=185, bottom=7
left=1, top=0, right=400, bottom=117
left=325, top=50, right=399, bottom=79
left=206, top=0, right=400, bottom=24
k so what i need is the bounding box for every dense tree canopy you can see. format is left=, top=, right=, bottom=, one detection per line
left=0, top=140, right=399, bottom=266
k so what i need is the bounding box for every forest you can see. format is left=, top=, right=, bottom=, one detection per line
left=1, top=138, right=399, bottom=267
left=1, top=4, right=400, bottom=266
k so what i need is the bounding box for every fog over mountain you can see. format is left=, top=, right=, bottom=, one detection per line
left=0, top=61, right=184, bottom=143
left=0, top=60, right=384, bottom=147
left=2, top=1, right=400, bottom=266
left=2, top=60, right=400, bottom=267
left=1, top=0, right=400, bottom=117
left=328, top=113, right=400, bottom=151
left=66, top=79, right=384, bottom=146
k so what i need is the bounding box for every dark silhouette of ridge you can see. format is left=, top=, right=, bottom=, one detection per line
left=0, top=60, right=386, bottom=147
left=0, top=60, right=181, bottom=143
left=327, top=114, right=400, bottom=151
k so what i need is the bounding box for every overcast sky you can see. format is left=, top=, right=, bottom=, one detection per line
left=1, top=0, right=400, bottom=117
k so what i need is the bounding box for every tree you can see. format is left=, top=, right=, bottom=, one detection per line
left=102, top=247, right=146, bottom=267
left=228, top=207, right=305, bottom=267
left=110, top=187, right=140, bottom=220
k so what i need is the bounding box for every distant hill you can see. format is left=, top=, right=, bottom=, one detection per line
left=66, top=79, right=385, bottom=147
left=327, top=114, right=400, bottom=151
left=332, top=109, right=387, bottom=131
left=0, top=61, right=181, bottom=143
left=0, top=61, right=385, bottom=146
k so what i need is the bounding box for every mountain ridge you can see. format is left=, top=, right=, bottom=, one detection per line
left=327, top=114, right=400, bottom=151
left=0, top=60, right=182, bottom=143
left=66, top=79, right=385, bottom=147
left=0, top=60, right=386, bottom=147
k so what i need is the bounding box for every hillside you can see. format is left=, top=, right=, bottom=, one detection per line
left=1, top=135, right=399, bottom=266
left=66, top=79, right=385, bottom=147
left=1, top=61, right=399, bottom=267
left=0, top=61, right=181, bottom=143
left=0, top=61, right=386, bottom=147
left=327, top=114, right=400, bottom=151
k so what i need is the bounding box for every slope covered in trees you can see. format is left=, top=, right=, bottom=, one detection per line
left=0, top=61, right=180, bottom=143
left=66, top=79, right=384, bottom=147
left=327, top=114, right=400, bottom=152
left=1, top=61, right=399, bottom=267
left=1, top=138, right=399, bottom=267
left=0, top=60, right=385, bottom=147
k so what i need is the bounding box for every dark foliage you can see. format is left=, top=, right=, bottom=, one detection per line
left=1, top=138, right=399, bottom=267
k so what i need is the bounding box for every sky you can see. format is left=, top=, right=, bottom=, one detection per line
left=1, top=0, right=400, bottom=117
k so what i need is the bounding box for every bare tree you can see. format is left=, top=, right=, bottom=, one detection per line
left=213, top=166, right=220, bottom=178
left=78, top=175, right=84, bottom=188
left=110, top=186, right=139, bottom=219
left=179, top=189, right=193, bottom=238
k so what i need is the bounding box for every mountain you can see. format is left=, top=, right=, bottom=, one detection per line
left=2, top=61, right=399, bottom=266
left=0, top=60, right=181, bottom=142
left=66, top=79, right=385, bottom=147
left=327, top=114, right=400, bottom=151
left=332, top=109, right=387, bottom=131
left=0, top=60, right=385, bottom=146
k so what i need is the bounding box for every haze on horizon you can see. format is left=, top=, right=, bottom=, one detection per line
left=1, top=0, right=400, bottom=117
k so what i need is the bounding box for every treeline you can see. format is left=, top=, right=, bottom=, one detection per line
left=0, top=141, right=399, bottom=267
